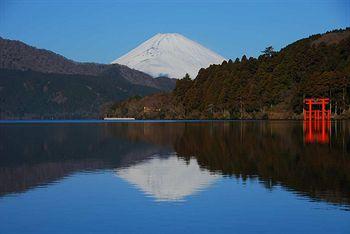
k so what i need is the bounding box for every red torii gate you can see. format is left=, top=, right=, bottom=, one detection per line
left=303, top=98, right=331, bottom=144
left=303, top=98, right=331, bottom=120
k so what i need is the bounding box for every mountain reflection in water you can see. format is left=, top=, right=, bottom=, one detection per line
left=0, top=121, right=349, bottom=208
left=116, top=155, right=220, bottom=201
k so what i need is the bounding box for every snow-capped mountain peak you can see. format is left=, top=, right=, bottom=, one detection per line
left=111, top=33, right=225, bottom=79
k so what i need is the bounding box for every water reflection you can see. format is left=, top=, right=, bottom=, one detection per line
left=116, top=155, right=220, bottom=201
left=0, top=121, right=349, bottom=207
left=303, top=120, right=331, bottom=144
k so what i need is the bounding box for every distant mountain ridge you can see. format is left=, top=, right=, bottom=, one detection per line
left=112, top=33, right=225, bottom=78
left=0, top=37, right=176, bottom=90
left=0, top=37, right=176, bottom=119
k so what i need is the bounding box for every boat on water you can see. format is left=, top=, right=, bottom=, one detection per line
left=103, top=117, right=135, bottom=120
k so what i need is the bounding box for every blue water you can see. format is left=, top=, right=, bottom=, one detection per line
left=0, top=121, right=349, bottom=234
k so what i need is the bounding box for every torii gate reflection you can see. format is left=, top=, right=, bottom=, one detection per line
left=303, top=98, right=331, bottom=144
left=303, top=118, right=331, bottom=144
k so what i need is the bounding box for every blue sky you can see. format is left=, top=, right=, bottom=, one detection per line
left=1, top=0, right=349, bottom=63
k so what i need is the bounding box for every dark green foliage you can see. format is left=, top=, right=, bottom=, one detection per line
left=0, top=69, right=160, bottom=119
left=173, top=73, right=193, bottom=102
left=177, top=28, right=350, bottom=119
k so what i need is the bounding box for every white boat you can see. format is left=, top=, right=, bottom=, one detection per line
left=103, top=117, right=135, bottom=120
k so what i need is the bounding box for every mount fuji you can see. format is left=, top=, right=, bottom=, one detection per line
left=112, top=33, right=226, bottom=79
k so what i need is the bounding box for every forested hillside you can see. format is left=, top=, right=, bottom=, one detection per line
left=109, top=28, right=350, bottom=119
left=0, top=37, right=176, bottom=119
left=0, top=69, right=159, bottom=119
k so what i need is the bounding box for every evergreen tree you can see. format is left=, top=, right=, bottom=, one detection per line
left=261, top=46, right=276, bottom=57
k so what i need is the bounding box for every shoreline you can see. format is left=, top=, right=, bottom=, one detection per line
left=0, top=119, right=347, bottom=124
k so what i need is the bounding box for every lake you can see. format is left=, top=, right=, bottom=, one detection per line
left=0, top=120, right=349, bottom=234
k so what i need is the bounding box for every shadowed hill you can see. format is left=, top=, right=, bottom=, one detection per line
left=0, top=69, right=161, bottom=119
left=0, top=37, right=176, bottom=119
left=0, top=37, right=176, bottom=90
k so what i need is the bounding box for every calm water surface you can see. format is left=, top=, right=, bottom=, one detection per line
left=0, top=120, right=349, bottom=234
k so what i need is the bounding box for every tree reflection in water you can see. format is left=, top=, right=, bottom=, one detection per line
left=0, top=121, right=349, bottom=208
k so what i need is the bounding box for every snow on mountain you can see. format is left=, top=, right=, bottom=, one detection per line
left=111, top=33, right=226, bottom=79
left=115, top=154, right=221, bottom=201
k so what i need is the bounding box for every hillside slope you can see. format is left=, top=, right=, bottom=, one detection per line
left=0, top=37, right=176, bottom=91
left=0, top=37, right=177, bottom=119
left=0, top=69, right=160, bottom=119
